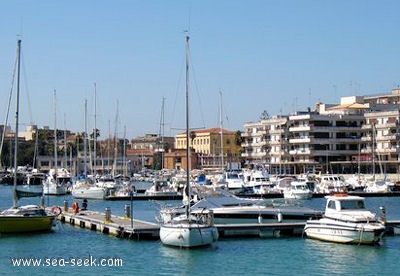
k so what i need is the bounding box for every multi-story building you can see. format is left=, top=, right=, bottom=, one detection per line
left=242, top=116, right=290, bottom=172
left=175, top=127, right=241, bottom=169
left=242, top=96, right=371, bottom=174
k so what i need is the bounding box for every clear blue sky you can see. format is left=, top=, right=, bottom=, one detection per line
left=1, top=0, right=399, bottom=139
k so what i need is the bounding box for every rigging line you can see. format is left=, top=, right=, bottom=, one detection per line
left=0, top=55, right=18, bottom=168
left=187, top=43, right=206, bottom=129
left=21, top=51, right=33, bottom=124
left=169, top=47, right=185, bottom=134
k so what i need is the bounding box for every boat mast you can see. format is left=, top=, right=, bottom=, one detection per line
left=84, top=99, right=88, bottom=177
left=13, top=39, right=21, bottom=207
left=53, top=89, right=58, bottom=177
left=159, top=97, right=165, bottom=170
left=94, top=83, right=97, bottom=176
left=185, top=34, right=190, bottom=218
left=219, top=90, right=224, bottom=170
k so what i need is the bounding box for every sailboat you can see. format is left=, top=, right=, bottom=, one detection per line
left=0, top=39, right=57, bottom=233
left=159, top=35, right=218, bottom=248
left=42, top=90, right=68, bottom=195
left=71, top=99, right=106, bottom=200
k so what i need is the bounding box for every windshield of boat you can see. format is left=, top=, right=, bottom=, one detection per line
left=339, top=199, right=365, bottom=210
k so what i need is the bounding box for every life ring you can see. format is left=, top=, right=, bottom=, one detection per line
left=51, top=206, right=62, bottom=216
left=72, top=201, right=79, bottom=214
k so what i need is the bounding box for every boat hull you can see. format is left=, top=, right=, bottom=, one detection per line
left=304, top=220, right=385, bottom=244
left=160, top=223, right=219, bottom=248
left=72, top=188, right=105, bottom=200
left=43, top=185, right=67, bottom=195
left=0, top=216, right=55, bottom=233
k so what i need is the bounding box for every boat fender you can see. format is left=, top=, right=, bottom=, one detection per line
left=277, top=212, right=283, bottom=223
left=51, top=206, right=62, bottom=216
left=72, top=201, right=79, bottom=214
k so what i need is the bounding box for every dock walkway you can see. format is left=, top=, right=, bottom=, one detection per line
left=56, top=208, right=400, bottom=240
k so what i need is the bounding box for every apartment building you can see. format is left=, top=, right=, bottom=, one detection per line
left=241, top=93, right=400, bottom=174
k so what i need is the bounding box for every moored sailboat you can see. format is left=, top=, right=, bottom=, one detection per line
left=159, top=35, right=218, bottom=248
left=0, top=39, right=57, bottom=233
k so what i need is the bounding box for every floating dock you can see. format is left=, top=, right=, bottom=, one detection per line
left=55, top=207, right=400, bottom=240
left=58, top=208, right=160, bottom=240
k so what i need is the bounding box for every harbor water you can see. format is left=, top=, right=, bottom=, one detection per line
left=1, top=184, right=400, bottom=276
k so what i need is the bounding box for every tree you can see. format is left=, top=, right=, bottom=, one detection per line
left=260, top=110, right=270, bottom=120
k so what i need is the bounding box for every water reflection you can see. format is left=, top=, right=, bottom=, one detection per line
left=304, top=239, right=383, bottom=274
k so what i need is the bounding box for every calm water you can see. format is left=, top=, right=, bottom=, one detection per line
left=1, top=184, right=400, bottom=276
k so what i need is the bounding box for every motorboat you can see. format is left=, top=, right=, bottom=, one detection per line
left=315, top=174, right=349, bottom=194
left=304, top=193, right=385, bottom=244
left=283, top=180, right=313, bottom=200
left=145, top=179, right=180, bottom=197
left=161, top=188, right=322, bottom=226
left=243, top=170, right=275, bottom=195
left=216, top=171, right=245, bottom=191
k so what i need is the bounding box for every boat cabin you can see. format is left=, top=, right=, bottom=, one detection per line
left=325, top=195, right=366, bottom=213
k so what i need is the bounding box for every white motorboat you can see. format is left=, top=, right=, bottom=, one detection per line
left=161, top=189, right=322, bottom=226
left=243, top=170, right=275, bottom=195
left=216, top=171, right=245, bottom=191
left=159, top=35, right=218, bottom=248
left=145, top=179, right=179, bottom=197
left=304, top=193, right=385, bottom=245
left=283, top=180, right=313, bottom=200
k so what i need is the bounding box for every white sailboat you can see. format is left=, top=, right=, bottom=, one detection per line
left=72, top=99, right=106, bottom=200
left=159, top=35, right=218, bottom=248
left=43, top=90, right=68, bottom=195
left=0, top=39, right=57, bottom=233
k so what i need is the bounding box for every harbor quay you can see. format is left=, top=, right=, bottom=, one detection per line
left=53, top=203, right=400, bottom=240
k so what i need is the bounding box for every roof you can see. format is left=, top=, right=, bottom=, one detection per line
left=327, top=103, right=369, bottom=110
left=177, top=127, right=235, bottom=136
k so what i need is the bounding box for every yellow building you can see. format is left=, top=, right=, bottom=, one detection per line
left=175, top=127, right=241, bottom=169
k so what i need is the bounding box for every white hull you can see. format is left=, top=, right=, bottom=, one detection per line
left=304, top=219, right=385, bottom=244
left=43, top=184, right=67, bottom=195
left=72, top=187, right=105, bottom=199
left=283, top=190, right=312, bottom=200
left=160, top=223, right=218, bottom=248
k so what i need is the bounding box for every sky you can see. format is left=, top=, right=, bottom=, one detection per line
left=1, top=0, right=400, bottom=139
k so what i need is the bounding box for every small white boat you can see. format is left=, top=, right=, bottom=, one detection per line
left=71, top=177, right=106, bottom=200
left=159, top=210, right=219, bottom=248
left=145, top=179, right=179, bottom=197
left=283, top=180, right=313, bottom=200
left=304, top=193, right=385, bottom=245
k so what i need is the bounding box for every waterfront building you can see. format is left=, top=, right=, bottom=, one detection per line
left=174, top=127, right=241, bottom=170
left=242, top=89, right=400, bottom=175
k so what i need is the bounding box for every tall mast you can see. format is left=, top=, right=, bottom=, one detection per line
left=13, top=39, right=21, bottom=207
left=53, top=90, right=58, bottom=175
left=84, top=99, right=88, bottom=177
left=185, top=34, right=190, bottom=218
left=159, top=97, right=165, bottom=170
left=219, top=90, right=224, bottom=170
left=93, top=83, right=97, bottom=176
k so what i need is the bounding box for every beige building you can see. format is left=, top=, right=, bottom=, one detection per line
left=175, top=127, right=241, bottom=169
